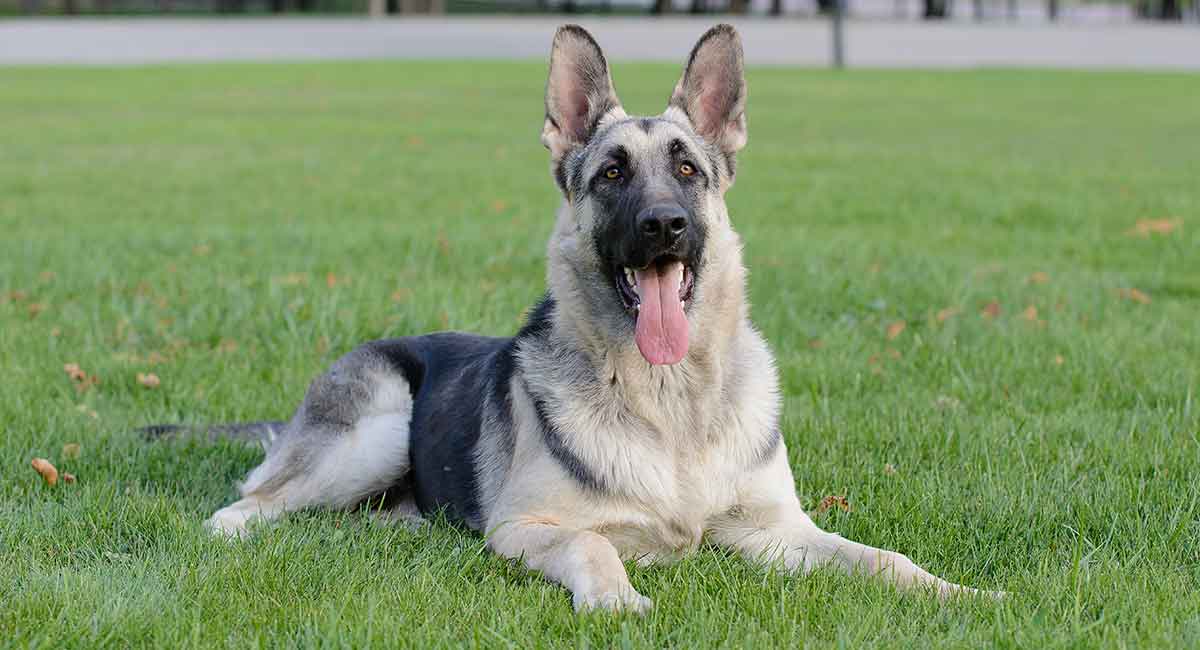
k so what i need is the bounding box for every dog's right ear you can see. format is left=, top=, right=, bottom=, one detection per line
left=541, top=25, right=624, bottom=161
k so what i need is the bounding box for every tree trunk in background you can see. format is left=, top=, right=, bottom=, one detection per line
left=20, top=0, right=42, bottom=13
left=730, top=0, right=749, bottom=13
left=770, top=0, right=783, bottom=15
left=1159, top=0, right=1182, bottom=19
left=817, top=0, right=836, bottom=13
left=923, top=0, right=947, bottom=17
left=270, top=0, right=286, bottom=12
left=1047, top=0, right=1058, bottom=20
left=62, top=0, right=78, bottom=13
left=1006, top=0, right=1016, bottom=20
left=690, top=0, right=706, bottom=14
left=972, top=0, right=983, bottom=19
left=652, top=0, right=672, bottom=13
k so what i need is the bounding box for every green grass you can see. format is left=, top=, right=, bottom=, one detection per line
left=1, top=61, right=1198, bottom=648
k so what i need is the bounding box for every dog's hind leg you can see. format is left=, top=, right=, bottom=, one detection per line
left=206, top=344, right=417, bottom=538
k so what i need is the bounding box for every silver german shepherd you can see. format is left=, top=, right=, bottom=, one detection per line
left=168, top=25, right=993, bottom=612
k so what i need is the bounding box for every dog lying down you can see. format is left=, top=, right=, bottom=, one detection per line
left=147, top=24, right=1001, bottom=613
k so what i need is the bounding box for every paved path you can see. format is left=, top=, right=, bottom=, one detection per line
left=1, top=17, right=1198, bottom=69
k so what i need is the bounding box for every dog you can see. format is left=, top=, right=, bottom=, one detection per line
left=155, top=24, right=993, bottom=613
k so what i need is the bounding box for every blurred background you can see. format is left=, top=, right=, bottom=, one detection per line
left=1, top=0, right=1196, bottom=21
left=2, top=0, right=1197, bottom=69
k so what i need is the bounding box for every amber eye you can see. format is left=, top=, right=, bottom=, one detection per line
left=604, top=166, right=621, bottom=180
left=679, top=162, right=696, bottom=177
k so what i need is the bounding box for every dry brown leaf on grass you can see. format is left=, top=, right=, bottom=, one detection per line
left=62, top=443, right=80, bottom=459
left=936, top=307, right=960, bottom=323
left=391, top=288, right=412, bottom=303
left=326, top=273, right=350, bottom=289
left=883, top=463, right=898, bottom=476
left=981, top=301, right=1002, bottom=319
left=136, top=372, right=161, bottom=389
left=1116, top=288, right=1151, bottom=304
left=274, top=273, right=308, bottom=287
left=215, top=339, right=238, bottom=354
left=807, top=339, right=825, bottom=350
left=1021, top=305, right=1039, bottom=321
left=62, top=472, right=76, bottom=483
left=4, top=289, right=29, bottom=303
left=1054, top=354, right=1065, bottom=366
left=815, top=495, right=851, bottom=514
left=28, top=302, right=46, bottom=318
left=1027, top=271, right=1050, bottom=285
left=1127, top=219, right=1181, bottom=237
left=490, top=199, right=509, bottom=213
left=885, top=321, right=906, bottom=340
left=31, top=458, right=58, bottom=486
left=64, top=363, right=99, bottom=393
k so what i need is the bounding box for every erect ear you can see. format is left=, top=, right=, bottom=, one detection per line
left=668, top=24, right=747, bottom=154
left=541, top=25, right=624, bottom=161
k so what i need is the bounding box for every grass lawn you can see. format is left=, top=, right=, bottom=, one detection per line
left=1, top=61, right=1198, bottom=648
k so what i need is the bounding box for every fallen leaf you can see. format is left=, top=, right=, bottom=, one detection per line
left=883, top=463, right=898, bottom=476
left=50, top=327, right=62, bottom=337
left=815, top=495, right=851, bottom=514
left=28, top=302, right=46, bottom=317
left=62, top=472, right=76, bottom=484
left=391, top=288, right=412, bottom=303
left=64, top=363, right=99, bottom=393
left=405, top=135, right=425, bottom=148
left=136, top=372, right=161, bottom=389
left=215, top=339, right=238, bottom=354
left=1021, top=305, right=1039, bottom=322
left=1127, top=218, right=1181, bottom=237
left=31, top=458, right=58, bottom=486
left=39, top=271, right=56, bottom=283
left=1054, top=354, right=1065, bottom=366
left=1116, top=288, right=1151, bottom=304
left=807, top=339, right=824, bottom=350
left=1027, top=271, right=1050, bottom=285
left=64, top=363, right=86, bottom=382
left=489, top=199, right=508, bottom=213
left=936, top=307, right=960, bottom=323
left=934, top=395, right=960, bottom=411
left=981, top=301, right=1001, bottom=319
left=62, top=443, right=80, bottom=459
left=885, top=321, right=906, bottom=340
left=274, top=273, right=308, bottom=287
left=4, top=289, right=28, bottom=303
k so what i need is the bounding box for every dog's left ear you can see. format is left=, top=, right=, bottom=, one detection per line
left=542, top=25, right=624, bottom=161
left=669, top=24, right=747, bottom=154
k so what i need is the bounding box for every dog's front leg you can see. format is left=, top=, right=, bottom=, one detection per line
left=488, top=519, right=652, bottom=614
left=712, top=453, right=997, bottom=598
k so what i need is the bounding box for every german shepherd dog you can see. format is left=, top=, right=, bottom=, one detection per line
left=165, top=25, right=994, bottom=612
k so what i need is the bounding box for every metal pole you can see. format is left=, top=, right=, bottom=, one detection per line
left=831, top=0, right=846, bottom=69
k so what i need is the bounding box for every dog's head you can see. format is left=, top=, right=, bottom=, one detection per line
left=542, top=25, right=748, bottom=367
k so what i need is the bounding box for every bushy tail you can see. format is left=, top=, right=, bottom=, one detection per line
left=140, top=421, right=287, bottom=449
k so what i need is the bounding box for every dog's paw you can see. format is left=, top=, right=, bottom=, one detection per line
left=205, top=508, right=252, bottom=540
left=573, top=586, right=653, bottom=614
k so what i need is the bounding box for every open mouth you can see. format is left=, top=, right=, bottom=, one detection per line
left=613, top=257, right=695, bottom=366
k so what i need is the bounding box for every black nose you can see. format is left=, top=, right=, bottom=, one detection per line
left=637, top=204, right=689, bottom=249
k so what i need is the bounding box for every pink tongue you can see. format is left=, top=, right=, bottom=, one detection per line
left=633, top=261, right=689, bottom=365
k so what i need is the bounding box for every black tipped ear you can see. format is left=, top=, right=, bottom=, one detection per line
left=542, top=25, right=624, bottom=160
left=668, top=24, right=747, bottom=154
